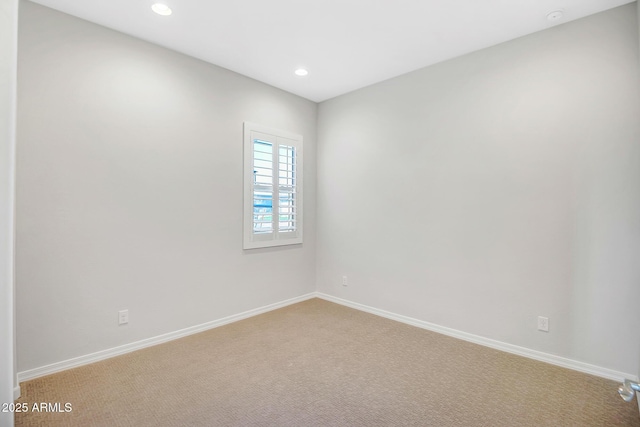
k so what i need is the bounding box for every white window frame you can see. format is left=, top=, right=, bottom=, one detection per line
left=243, top=122, right=303, bottom=249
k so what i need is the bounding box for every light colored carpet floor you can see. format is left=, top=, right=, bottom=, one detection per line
left=15, top=298, right=640, bottom=426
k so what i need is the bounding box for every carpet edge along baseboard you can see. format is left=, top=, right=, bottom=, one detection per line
left=17, top=291, right=637, bottom=386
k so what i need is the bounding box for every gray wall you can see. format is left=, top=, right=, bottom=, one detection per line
left=16, top=1, right=317, bottom=372
left=317, top=4, right=640, bottom=375
left=1, top=0, right=18, bottom=423
left=637, top=0, right=640, bottom=382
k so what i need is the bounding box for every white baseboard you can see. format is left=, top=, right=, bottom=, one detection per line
left=13, top=385, right=20, bottom=400
left=17, top=291, right=638, bottom=387
left=18, top=293, right=316, bottom=383
left=316, top=293, right=638, bottom=383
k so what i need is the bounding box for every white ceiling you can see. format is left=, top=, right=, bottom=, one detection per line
left=29, top=0, right=634, bottom=102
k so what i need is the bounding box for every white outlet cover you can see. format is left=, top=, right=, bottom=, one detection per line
left=537, top=316, right=549, bottom=332
left=118, top=310, right=129, bottom=325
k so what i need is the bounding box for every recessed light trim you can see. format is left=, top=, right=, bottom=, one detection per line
left=294, top=68, right=309, bottom=77
left=546, top=10, right=564, bottom=22
left=152, top=3, right=172, bottom=16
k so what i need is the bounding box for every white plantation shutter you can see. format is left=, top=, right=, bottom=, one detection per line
left=252, top=138, right=274, bottom=235
left=243, top=123, right=303, bottom=249
left=278, top=144, right=297, bottom=234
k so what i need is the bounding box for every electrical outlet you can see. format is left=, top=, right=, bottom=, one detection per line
left=342, top=276, right=348, bottom=287
left=537, top=316, right=549, bottom=332
left=118, top=309, right=129, bottom=325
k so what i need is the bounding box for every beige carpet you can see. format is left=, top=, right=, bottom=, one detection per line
left=15, top=298, right=640, bottom=426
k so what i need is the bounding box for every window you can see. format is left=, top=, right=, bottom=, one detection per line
left=243, top=122, right=303, bottom=249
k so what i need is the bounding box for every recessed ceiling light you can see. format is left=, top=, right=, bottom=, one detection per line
left=546, top=10, right=564, bottom=22
left=152, top=3, right=172, bottom=16
left=294, top=68, right=309, bottom=77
